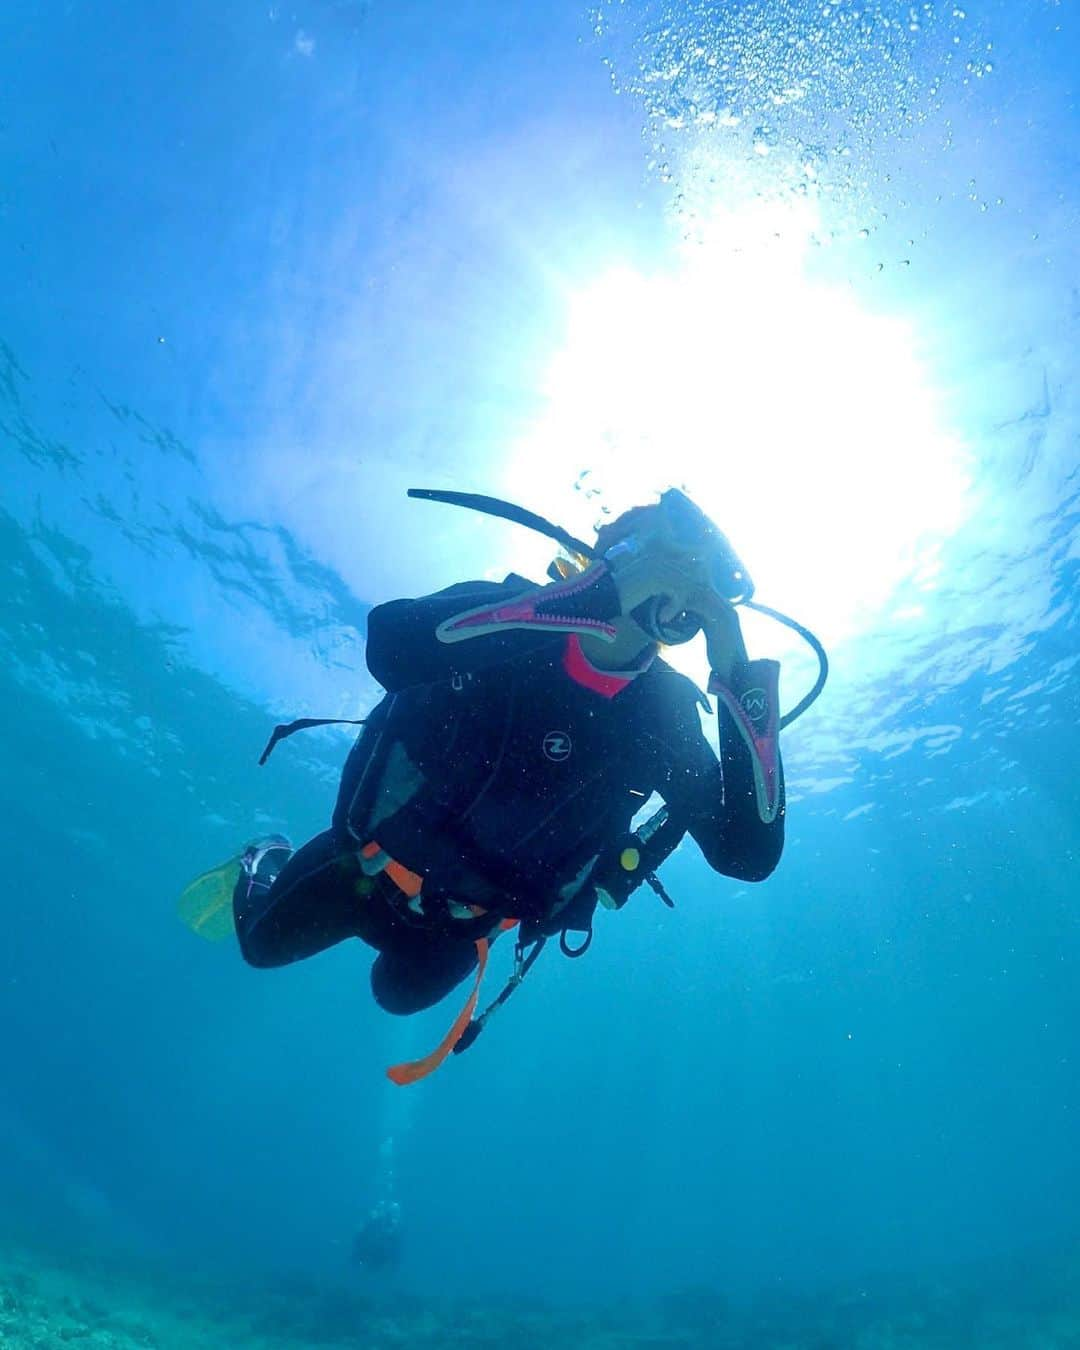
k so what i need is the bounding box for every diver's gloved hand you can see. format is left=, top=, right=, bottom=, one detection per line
left=605, top=534, right=715, bottom=621
left=698, top=596, right=749, bottom=683
left=605, top=535, right=750, bottom=660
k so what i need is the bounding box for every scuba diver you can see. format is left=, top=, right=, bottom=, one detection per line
left=180, top=486, right=826, bottom=1084
left=352, top=1200, right=402, bottom=1274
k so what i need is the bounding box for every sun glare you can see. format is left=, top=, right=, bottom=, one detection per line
left=503, top=198, right=971, bottom=653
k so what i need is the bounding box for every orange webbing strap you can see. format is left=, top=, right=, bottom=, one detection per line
left=386, top=917, right=519, bottom=1087
left=363, top=839, right=519, bottom=1085
left=361, top=840, right=423, bottom=898
left=386, top=936, right=490, bottom=1086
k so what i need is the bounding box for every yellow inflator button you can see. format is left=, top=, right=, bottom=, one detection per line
left=620, top=847, right=641, bottom=872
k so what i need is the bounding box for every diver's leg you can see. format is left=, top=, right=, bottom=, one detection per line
left=235, top=829, right=482, bottom=1009
left=370, top=928, right=480, bottom=1015
left=234, top=830, right=369, bottom=967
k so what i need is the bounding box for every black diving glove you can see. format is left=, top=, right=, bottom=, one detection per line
left=709, top=658, right=782, bottom=824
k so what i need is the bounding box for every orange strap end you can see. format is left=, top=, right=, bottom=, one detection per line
left=361, top=840, right=423, bottom=899
left=386, top=938, right=490, bottom=1086
left=385, top=858, right=424, bottom=899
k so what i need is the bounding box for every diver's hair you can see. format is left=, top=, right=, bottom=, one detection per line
left=593, top=502, right=661, bottom=556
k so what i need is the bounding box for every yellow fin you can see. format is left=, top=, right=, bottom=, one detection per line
left=177, top=852, right=244, bottom=941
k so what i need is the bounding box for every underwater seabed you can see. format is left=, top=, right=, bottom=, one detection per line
left=2, top=1236, right=1080, bottom=1350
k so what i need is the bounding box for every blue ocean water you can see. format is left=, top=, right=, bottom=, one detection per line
left=2, top=0, right=1079, bottom=1342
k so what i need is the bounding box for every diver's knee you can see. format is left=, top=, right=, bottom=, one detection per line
left=370, top=960, right=429, bottom=1016
left=371, top=981, right=426, bottom=1016
left=236, top=924, right=287, bottom=970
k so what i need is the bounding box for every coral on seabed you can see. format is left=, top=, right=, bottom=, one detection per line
left=1, top=1239, right=1079, bottom=1349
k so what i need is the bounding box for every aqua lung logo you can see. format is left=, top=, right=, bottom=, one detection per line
left=543, top=731, right=573, bottom=762
left=739, top=688, right=768, bottom=728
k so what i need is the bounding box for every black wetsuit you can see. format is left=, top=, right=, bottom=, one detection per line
left=235, top=571, right=785, bottom=1013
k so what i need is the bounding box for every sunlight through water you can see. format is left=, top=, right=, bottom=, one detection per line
left=506, top=195, right=972, bottom=652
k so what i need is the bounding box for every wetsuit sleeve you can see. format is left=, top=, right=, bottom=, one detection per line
left=647, top=682, right=785, bottom=883
left=365, top=570, right=622, bottom=692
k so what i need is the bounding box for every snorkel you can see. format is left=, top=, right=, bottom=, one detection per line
left=407, top=486, right=828, bottom=729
